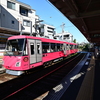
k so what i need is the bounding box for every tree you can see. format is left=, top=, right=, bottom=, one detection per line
left=73, top=39, right=76, bottom=43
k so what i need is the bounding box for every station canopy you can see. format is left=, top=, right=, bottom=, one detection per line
left=48, top=0, right=100, bottom=45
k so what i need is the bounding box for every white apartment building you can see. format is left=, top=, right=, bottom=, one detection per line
left=0, top=0, right=38, bottom=34
left=37, top=24, right=55, bottom=39
left=0, top=0, right=56, bottom=37
left=54, top=32, right=73, bottom=42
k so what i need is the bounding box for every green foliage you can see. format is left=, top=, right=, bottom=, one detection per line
left=73, top=39, right=76, bottom=43
left=78, top=43, right=90, bottom=51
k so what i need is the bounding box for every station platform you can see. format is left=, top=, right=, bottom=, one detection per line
left=43, top=52, right=98, bottom=100
left=60, top=52, right=98, bottom=100
left=59, top=52, right=94, bottom=100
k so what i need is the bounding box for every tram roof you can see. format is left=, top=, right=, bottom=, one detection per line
left=8, top=35, right=77, bottom=45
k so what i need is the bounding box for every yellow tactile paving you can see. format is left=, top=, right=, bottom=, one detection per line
left=76, top=55, right=95, bottom=100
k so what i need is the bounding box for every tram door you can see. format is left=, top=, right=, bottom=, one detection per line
left=28, top=39, right=42, bottom=64
left=67, top=44, right=70, bottom=54
left=63, top=43, right=67, bottom=55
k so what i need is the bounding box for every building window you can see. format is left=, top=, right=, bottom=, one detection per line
left=47, top=30, right=54, bottom=33
left=7, top=1, right=15, bottom=10
left=47, top=27, right=54, bottom=30
left=20, top=6, right=28, bottom=16
left=12, top=20, right=15, bottom=24
left=23, top=20, right=30, bottom=27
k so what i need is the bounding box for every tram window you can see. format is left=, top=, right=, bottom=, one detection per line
left=37, top=43, right=40, bottom=54
left=24, top=44, right=28, bottom=55
left=5, top=38, right=27, bottom=56
left=51, top=43, right=56, bottom=52
left=70, top=45, right=73, bottom=49
left=76, top=45, right=78, bottom=49
left=23, top=40, right=28, bottom=55
left=30, top=43, right=34, bottom=55
left=72, top=45, right=74, bottom=49
left=73, top=45, right=75, bottom=49
left=55, top=43, right=57, bottom=52
left=66, top=44, right=69, bottom=50
left=76, top=45, right=77, bottom=49
left=68, top=44, right=70, bottom=50
left=42, top=42, right=49, bottom=53
left=57, top=44, right=60, bottom=51
left=60, top=44, right=63, bottom=51
left=74, top=45, right=76, bottom=49
left=69, top=44, right=71, bottom=49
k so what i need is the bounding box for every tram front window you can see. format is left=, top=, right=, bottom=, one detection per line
left=4, top=38, right=27, bottom=56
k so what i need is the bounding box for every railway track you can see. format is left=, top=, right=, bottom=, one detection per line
left=0, top=73, right=18, bottom=84
left=0, top=53, right=78, bottom=83
left=0, top=52, right=86, bottom=100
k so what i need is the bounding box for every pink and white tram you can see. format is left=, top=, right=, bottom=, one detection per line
left=2, top=35, right=78, bottom=75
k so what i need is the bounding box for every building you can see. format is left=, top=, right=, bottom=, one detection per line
left=0, top=0, right=38, bottom=34
left=36, top=24, right=55, bottom=39
left=0, top=0, right=56, bottom=44
left=54, top=32, right=73, bottom=42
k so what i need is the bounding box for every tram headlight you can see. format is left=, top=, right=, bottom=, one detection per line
left=23, top=57, right=28, bottom=62
left=15, top=62, right=21, bottom=67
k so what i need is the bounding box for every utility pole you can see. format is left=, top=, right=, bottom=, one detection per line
left=60, top=23, right=65, bottom=40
